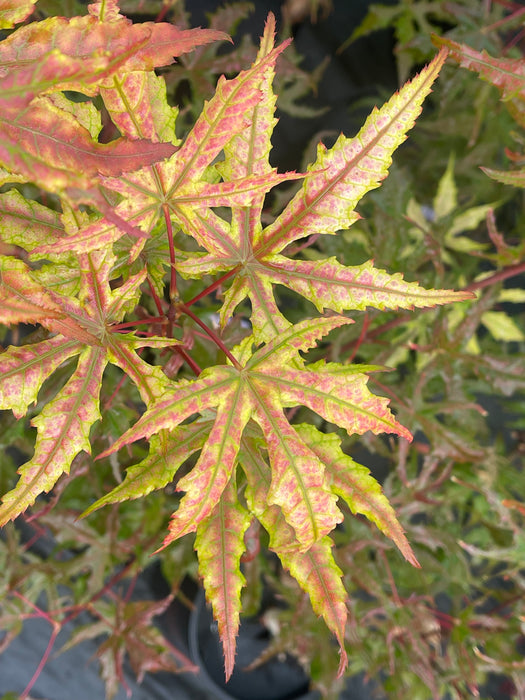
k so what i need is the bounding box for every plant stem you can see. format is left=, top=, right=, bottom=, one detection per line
left=465, top=260, right=525, bottom=291
left=185, top=267, right=238, bottom=307
left=112, top=316, right=167, bottom=331
left=180, top=302, right=242, bottom=370
left=147, top=277, right=165, bottom=316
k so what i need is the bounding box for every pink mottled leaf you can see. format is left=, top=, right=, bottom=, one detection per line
left=0, top=8, right=474, bottom=684
left=296, top=424, right=419, bottom=566
left=100, top=71, right=180, bottom=144
left=252, top=393, right=342, bottom=549
left=0, top=249, right=175, bottom=523
left=0, top=255, right=100, bottom=342
left=0, top=346, right=105, bottom=526
left=435, top=37, right=525, bottom=127
left=177, top=48, right=471, bottom=339
left=0, top=13, right=227, bottom=104
left=0, top=336, right=81, bottom=420
left=260, top=49, right=447, bottom=255
left=283, top=540, right=349, bottom=677
left=0, top=189, right=65, bottom=254
left=0, top=0, right=36, bottom=28
left=0, top=97, right=177, bottom=192
left=160, top=383, right=253, bottom=545
left=195, top=477, right=252, bottom=680
left=258, top=257, right=473, bottom=316
left=34, top=41, right=289, bottom=256
left=98, top=316, right=411, bottom=553
left=0, top=8, right=224, bottom=191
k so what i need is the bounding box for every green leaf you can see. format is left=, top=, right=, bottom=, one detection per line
left=481, top=311, right=525, bottom=342
left=482, top=166, right=525, bottom=189
left=433, top=153, right=457, bottom=219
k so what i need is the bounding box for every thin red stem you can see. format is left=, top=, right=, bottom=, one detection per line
left=20, top=623, right=60, bottom=700
left=112, top=316, right=167, bottom=331
left=347, top=313, right=370, bottom=363
left=465, top=260, right=525, bottom=292
left=180, top=303, right=242, bottom=369
left=147, top=277, right=165, bottom=316
left=185, top=267, right=239, bottom=307
left=176, top=346, right=202, bottom=375
left=155, top=5, right=170, bottom=22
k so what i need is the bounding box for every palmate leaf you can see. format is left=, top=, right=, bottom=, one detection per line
left=33, top=37, right=295, bottom=258
left=63, top=593, right=197, bottom=699
left=173, top=45, right=471, bottom=340
left=0, top=248, right=178, bottom=526
left=89, top=316, right=414, bottom=674
left=94, top=316, right=410, bottom=547
left=0, top=3, right=226, bottom=191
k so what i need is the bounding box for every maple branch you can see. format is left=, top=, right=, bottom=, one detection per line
left=140, top=278, right=201, bottom=374
left=464, top=260, right=525, bottom=292
left=179, top=302, right=242, bottom=370
left=147, top=277, right=165, bottom=316
left=185, top=267, right=239, bottom=307
left=112, top=316, right=167, bottom=331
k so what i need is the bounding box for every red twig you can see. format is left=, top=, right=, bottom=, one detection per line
left=180, top=303, right=242, bottom=370
left=185, top=267, right=238, bottom=307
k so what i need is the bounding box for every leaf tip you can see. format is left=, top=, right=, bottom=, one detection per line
left=223, top=649, right=235, bottom=683
left=336, top=646, right=349, bottom=679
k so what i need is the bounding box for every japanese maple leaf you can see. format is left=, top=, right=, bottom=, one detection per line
left=0, top=0, right=227, bottom=191
left=0, top=244, right=178, bottom=526
left=63, top=595, right=197, bottom=699
left=434, top=36, right=525, bottom=187
left=33, top=32, right=297, bottom=260
left=172, top=38, right=470, bottom=341
left=86, top=315, right=416, bottom=678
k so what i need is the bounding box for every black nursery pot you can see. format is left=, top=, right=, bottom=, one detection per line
left=187, top=589, right=320, bottom=700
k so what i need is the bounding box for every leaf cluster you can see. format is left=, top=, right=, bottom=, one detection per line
left=5, top=1, right=522, bottom=698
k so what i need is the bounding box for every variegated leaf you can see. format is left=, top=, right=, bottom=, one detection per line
left=0, top=249, right=176, bottom=523
left=241, top=436, right=348, bottom=674
left=176, top=48, right=472, bottom=339
left=96, top=316, right=410, bottom=553
left=195, top=476, right=252, bottom=680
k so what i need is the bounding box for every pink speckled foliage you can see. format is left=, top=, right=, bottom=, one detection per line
left=0, top=1, right=471, bottom=682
